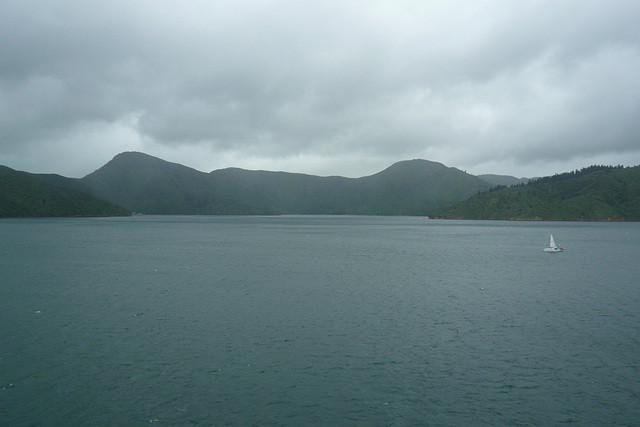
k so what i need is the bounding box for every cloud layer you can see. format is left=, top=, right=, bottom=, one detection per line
left=2, top=0, right=640, bottom=178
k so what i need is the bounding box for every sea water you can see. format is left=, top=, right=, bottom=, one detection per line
left=1, top=216, right=639, bottom=425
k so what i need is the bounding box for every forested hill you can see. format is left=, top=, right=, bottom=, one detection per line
left=210, top=158, right=492, bottom=215
left=79, top=152, right=493, bottom=215
left=0, top=166, right=130, bottom=217
left=433, top=165, right=640, bottom=221
left=9, top=152, right=637, bottom=219
left=80, top=152, right=277, bottom=215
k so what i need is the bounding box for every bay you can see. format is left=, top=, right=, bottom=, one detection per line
left=1, top=216, right=639, bottom=425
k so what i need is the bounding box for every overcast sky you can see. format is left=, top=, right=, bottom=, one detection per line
left=1, top=1, right=639, bottom=179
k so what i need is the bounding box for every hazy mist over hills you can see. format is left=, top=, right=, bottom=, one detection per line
left=2, top=152, right=638, bottom=219
left=79, top=152, right=492, bottom=216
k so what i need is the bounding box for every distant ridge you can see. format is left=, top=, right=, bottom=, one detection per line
left=434, top=165, right=640, bottom=221
left=77, top=152, right=493, bottom=215
left=477, top=174, right=532, bottom=186
left=6, top=152, right=634, bottom=220
left=81, top=152, right=276, bottom=215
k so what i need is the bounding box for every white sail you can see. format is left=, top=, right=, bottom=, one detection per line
left=543, top=233, right=563, bottom=252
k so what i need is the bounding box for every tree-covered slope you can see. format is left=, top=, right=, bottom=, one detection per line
left=434, top=165, right=640, bottom=221
left=81, top=152, right=277, bottom=214
left=72, top=152, right=509, bottom=216
left=0, top=166, right=130, bottom=217
left=13, top=152, right=634, bottom=220
left=210, top=168, right=356, bottom=214
left=211, top=159, right=493, bottom=215
left=353, top=160, right=492, bottom=215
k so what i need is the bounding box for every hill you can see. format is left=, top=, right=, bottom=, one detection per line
left=351, top=160, right=492, bottom=215
left=81, top=152, right=277, bottom=215
left=8, top=152, right=637, bottom=220
left=79, top=152, right=493, bottom=216
left=433, top=165, right=640, bottom=221
left=0, top=166, right=130, bottom=217
left=209, top=168, right=356, bottom=214
left=211, top=159, right=491, bottom=215
left=477, top=174, right=532, bottom=186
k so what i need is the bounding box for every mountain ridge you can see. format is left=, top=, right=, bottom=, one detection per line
left=82, top=152, right=276, bottom=215
left=433, top=165, right=640, bottom=221
left=477, top=174, right=532, bottom=186
left=5, top=151, right=636, bottom=219
left=78, top=152, right=493, bottom=215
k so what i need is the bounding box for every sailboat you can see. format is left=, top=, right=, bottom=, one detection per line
left=543, top=234, right=564, bottom=252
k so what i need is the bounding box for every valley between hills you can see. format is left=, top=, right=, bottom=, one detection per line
left=1, top=152, right=638, bottom=220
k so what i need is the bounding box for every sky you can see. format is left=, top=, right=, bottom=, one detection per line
left=1, top=0, right=640, bottom=179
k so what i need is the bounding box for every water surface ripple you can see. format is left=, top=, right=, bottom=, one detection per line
left=1, top=216, right=639, bottom=425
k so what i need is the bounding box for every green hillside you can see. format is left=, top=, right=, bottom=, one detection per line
left=81, top=152, right=277, bottom=215
left=77, top=153, right=492, bottom=216
left=211, top=159, right=493, bottom=215
left=7, top=152, right=637, bottom=220
left=0, top=166, right=130, bottom=217
left=353, top=160, right=491, bottom=215
left=434, top=165, right=640, bottom=221
left=210, top=168, right=356, bottom=214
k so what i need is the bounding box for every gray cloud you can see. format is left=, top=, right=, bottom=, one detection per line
left=1, top=0, right=640, bottom=178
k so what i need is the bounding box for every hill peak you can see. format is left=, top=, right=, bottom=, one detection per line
left=366, top=158, right=449, bottom=180
left=72, top=152, right=493, bottom=216
left=106, top=151, right=169, bottom=167
left=85, top=151, right=204, bottom=180
left=388, top=158, right=448, bottom=170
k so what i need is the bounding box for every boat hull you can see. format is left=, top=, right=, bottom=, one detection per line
left=543, top=247, right=563, bottom=252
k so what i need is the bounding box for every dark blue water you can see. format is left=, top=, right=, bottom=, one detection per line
left=1, top=216, right=639, bottom=425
